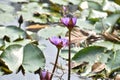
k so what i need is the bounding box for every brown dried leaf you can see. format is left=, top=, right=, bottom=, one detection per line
left=27, top=24, right=49, bottom=30
left=71, top=61, right=88, bottom=69
left=115, top=74, right=120, bottom=80
left=102, top=31, right=120, bottom=43
left=92, top=62, right=105, bottom=73
left=66, top=27, right=101, bottom=46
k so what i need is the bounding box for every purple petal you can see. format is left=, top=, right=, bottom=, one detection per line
left=49, top=37, right=61, bottom=45
left=61, top=38, right=68, bottom=46
left=49, top=36, right=68, bottom=48
left=72, top=17, right=77, bottom=26
left=41, top=70, right=47, bottom=78
left=61, top=17, right=70, bottom=26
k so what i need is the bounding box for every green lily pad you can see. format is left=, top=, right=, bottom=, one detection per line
left=22, top=43, right=45, bottom=72
left=69, top=0, right=81, bottom=5
left=0, top=43, right=45, bottom=73
left=10, top=0, right=28, bottom=2
left=88, top=1, right=102, bottom=10
left=37, top=26, right=68, bottom=39
left=0, top=44, right=23, bottom=72
left=92, top=41, right=120, bottom=51
left=72, top=46, right=107, bottom=64
left=0, top=3, right=15, bottom=25
left=88, top=9, right=107, bottom=21
left=17, top=2, right=50, bottom=23
left=0, top=13, right=15, bottom=25
left=60, top=47, right=82, bottom=59
left=49, top=0, right=68, bottom=5
left=0, top=26, right=27, bottom=41
left=0, top=3, right=14, bottom=13
left=95, top=14, right=120, bottom=33
left=72, top=46, right=109, bottom=75
left=107, top=50, right=120, bottom=72
left=102, top=0, right=120, bottom=13
left=76, top=19, right=95, bottom=30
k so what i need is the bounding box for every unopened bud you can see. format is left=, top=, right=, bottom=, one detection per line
left=18, top=15, right=23, bottom=24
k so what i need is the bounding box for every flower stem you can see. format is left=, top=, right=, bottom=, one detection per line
left=68, top=30, right=71, bottom=80
left=50, top=48, right=60, bottom=80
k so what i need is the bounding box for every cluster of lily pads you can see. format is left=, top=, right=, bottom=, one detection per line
left=0, top=0, right=120, bottom=80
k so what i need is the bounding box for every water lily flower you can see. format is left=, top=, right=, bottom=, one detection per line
left=49, top=36, right=68, bottom=49
left=40, top=70, right=50, bottom=80
left=61, top=17, right=77, bottom=30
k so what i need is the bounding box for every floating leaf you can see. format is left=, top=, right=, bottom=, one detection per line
left=49, top=0, right=68, bottom=5
left=79, top=1, right=88, bottom=10
left=0, top=39, right=5, bottom=49
left=0, top=44, right=23, bottom=72
left=102, top=31, right=120, bottom=43
left=27, top=24, right=49, bottom=30
left=88, top=9, right=107, bottom=21
left=72, top=46, right=109, bottom=75
left=0, top=3, right=14, bottom=12
left=0, top=13, right=15, bottom=25
left=92, top=62, right=106, bottom=73
left=22, top=43, right=45, bottom=72
left=0, top=43, right=45, bottom=73
left=87, top=0, right=103, bottom=4
left=37, top=26, right=68, bottom=39
left=60, top=47, right=82, bottom=59
left=17, top=2, right=49, bottom=23
left=72, top=46, right=106, bottom=62
left=102, top=0, right=120, bottom=13
left=88, top=1, right=102, bottom=10
left=10, top=0, right=28, bottom=2
left=107, top=50, right=120, bottom=73
left=69, top=0, right=81, bottom=5
left=93, top=41, right=120, bottom=50
left=0, top=26, right=27, bottom=41
left=95, top=14, right=120, bottom=33
left=115, top=74, right=120, bottom=80
left=76, top=19, right=95, bottom=30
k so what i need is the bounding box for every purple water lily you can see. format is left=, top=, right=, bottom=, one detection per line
left=61, top=17, right=77, bottom=30
left=40, top=70, right=50, bottom=80
left=49, top=36, right=68, bottom=49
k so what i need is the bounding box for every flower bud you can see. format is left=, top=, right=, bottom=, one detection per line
left=40, top=70, right=50, bottom=80
left=18, top=15, right=23, bottom=25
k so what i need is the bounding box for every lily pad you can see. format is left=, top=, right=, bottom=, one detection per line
left=72, top=46, right=107, bottom=64
left=102, top=0, right=120, bottom=13
left=88, top=9, right=107, bottom=21
left=0, top=44, right=23, bottom=72
left=37, top=26, right=68, bottom=39
left=95, top=14, right=120, bottom=33
left=0, top=13, right=15, bottom=25
left=92, top=41, right=120, bottom=51
left=107, top=50, right=120, bottom=72
left=0, top=26, right=27, bottom=41
left=76, top=19, right=95, bottom=30
left=0, top=43, right=45, bottom=73
left=10, top=0, right=28, bottom=2
left=0, top=3, right=14, bottom=13
left=49, top=0, right=68, bottom=5
left=22, top=43, right=45, bottom=72
left=60, top=47, right=82, bottom=59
